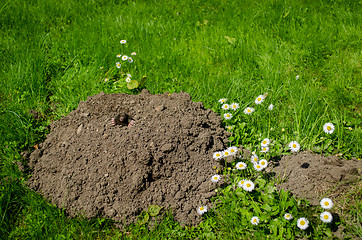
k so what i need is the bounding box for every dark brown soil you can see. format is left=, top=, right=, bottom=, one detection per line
left=270, top=151, right=361, bottom=205
left=27, top=90, right=230, bottom=226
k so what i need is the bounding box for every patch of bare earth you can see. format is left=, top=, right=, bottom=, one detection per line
left=270, top=151, right=361, bottom=239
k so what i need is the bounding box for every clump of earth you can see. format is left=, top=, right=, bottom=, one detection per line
left=27, top=90, right=230, bottom=226
left=270, top=151, right=361, bottom=205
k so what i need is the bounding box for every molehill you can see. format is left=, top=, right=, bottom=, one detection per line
left=27, top=90, right=230, bottom=226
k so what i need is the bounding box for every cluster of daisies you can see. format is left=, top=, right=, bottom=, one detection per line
left=282, top=197, right=334, bottom=230
left=238, top=196, right=334, bottom=229
left=104, top=40, right=137, bottom=83
left=197, top=94, right=337, bottom=229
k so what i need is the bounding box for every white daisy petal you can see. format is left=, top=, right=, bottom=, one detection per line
left=197, top=206, right=208, bottom=215
left=251, top=216, right=259, bottom=225
left=235, top=161, right=247, bottom=170
left=289, top=141, right=300, bottom=153
left=320, top=198, right=333, bottom=210
left=211, top=175, right=221, bottom=183
left=297, top=217, right=309, bottom=230
left=320, top=211, right=333, bottom=223
left=284, top=213, right=293, bottom=220
left=243, top=180, right=255, bottom=192
left=323, top=123, right=335, bottom=134
left=244, top=107, right=254, bottom=115
left=255, top=95, right=265, bottom=104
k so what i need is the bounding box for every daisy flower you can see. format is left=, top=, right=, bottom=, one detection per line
left=323, top=123, right=335, bottom=134
left=297, top=217, right=309, bottom=230
left=222, top=104, right=229, bottom=110
left=230, top=103, right=239, bottom=111
left=243, top=180, right=255, bottom=192
left=131, top=52, right=136, bottom=55
left=255, top=95, right=265, bottom=104
left=320, top=198, right=333, bottom=210
left=128, top=57, right=133, bottom=63
left=235, top=161, right=247, bottom=170
left=244, top=107, right=254, bottom=115
left=211, top=175, right=221, bottom=183
left=104, top=78, right=109, bottom=82
left=120, top=40, right=126, bottom=44
left=226, top=125, right=234, bottom=131
left=253, top=163, right=263, bottom=171
left=213, top=151, right=223, bottom=160
left=289, top=141, right=300, bottom=153
left=260, top=146, right=269, bottom=153
left=251, top=216, right=259, bottom=225
left=250, top=154, right=259, bottom=164
left=284, top=213, right=293, bottom=220
left=126, top=77, right=131, bottom=83
left=218, top=98, right=227, bottom=103
left=116, top=62, right=121, bottom=68
left=222, top=149, right=231, bottom=158
left=261, top=138, right=270, bottom=147
left=116, top=54, right=121, bottom=58
left=296, top=75, right=300, bottom=80
left=122, top=55, right=128, bottom=61
left=320, top=211, right=333, bottom=223
left=228, top=146, right=238, bottom=155
left=237, top=179, right=246, bottom=188
left=223, top=113, right=232, bottom=120
left=268, top=104, right=274, bottom=111
left=197, top=206, right=208, bottom=215
left=259, top=159, right=268, bottom=169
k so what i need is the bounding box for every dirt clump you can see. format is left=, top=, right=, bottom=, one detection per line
left=270, top=151, right=361, bottom=205
left=27, top=90, right=230, bottom=226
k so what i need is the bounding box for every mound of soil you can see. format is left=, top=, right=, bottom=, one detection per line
left=27, top=90, right=230, bottom=226
left=270, top=151, right=361, bottom=205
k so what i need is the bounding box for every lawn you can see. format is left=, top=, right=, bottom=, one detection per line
left=0, top=0, right=361, bottom=239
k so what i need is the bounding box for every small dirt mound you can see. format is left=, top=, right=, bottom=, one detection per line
left=27, top=90, right=230, bottom=226
left=271, top=151, right=361, bottom=205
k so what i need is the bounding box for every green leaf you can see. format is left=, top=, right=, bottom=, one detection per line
left=266, top=183, right=276, bottom=194
left=323, top=139, right=333, bottom=150
left=127, top=80, right=139, bottom=89
left=224, top=36, right=236, bottom=45
left=261, top=204, right=272, bottom=212
left=148, top=205, right=163, bottom=217
left=137, top=211, right=149, bottom=225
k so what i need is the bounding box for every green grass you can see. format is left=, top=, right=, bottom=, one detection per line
left=0, top=0, right=361, bottom=239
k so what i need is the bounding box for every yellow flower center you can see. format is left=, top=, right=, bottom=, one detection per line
left=300, top=220, right=305, bottom=225
left=286, top=214, right=290, bottom=218
left=225, top=152, right=229, bottom=156
left=253, top=219, right=257, bottom=222
left=230, top=149, right=235, bottom=153
left=327, top=126, right=331, bottom=130
left=324, top=202, right=329, bottom=206
left=324, top=215, right=329, bottom=219
left=263, top=141, right=267, bottom=144
left=261, top=162, right=265, bottom=166
left=214, top=177, right=218, bottom=180
left=247, top=109, right=251, bottom=112
left=292, top=144, right=297, bottom=148
left=257, top=165, right=261, bottom=169
left=240, top=181, right=244, bottom=184
left=233, top=105, right=236, bottom=108
left=246, top=183, right=251, bottom=187
left=216, top=153, right=220, bottom=157
left=227, top=114, right=230, bottom=117
left=200, top=207, right=204, bottom=211
left=257, top=98, right=261, bottom=101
